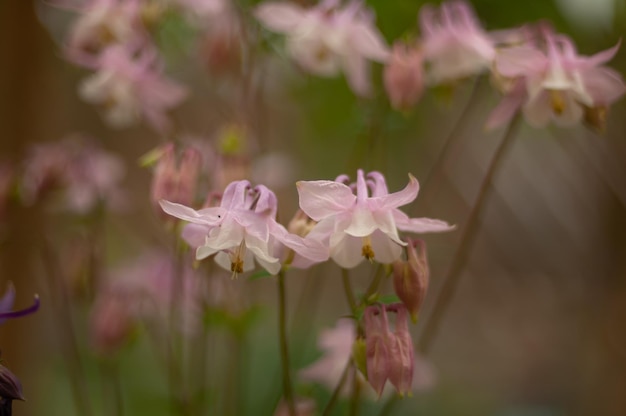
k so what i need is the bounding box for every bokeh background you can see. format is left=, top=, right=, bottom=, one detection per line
left=1, top=0, right=626, bottom=415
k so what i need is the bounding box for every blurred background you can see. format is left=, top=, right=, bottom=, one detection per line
left=1, top=0, right=626, bottom=415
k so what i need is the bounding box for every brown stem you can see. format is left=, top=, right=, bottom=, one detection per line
left=417, top=113, right=522, bottom=354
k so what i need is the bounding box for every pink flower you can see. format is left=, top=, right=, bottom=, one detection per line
left=21, top=136, right=126, bottom=213
left=65, top=0, right=145, bottom=64
left=255, top=0, right=389, bottom=96
left=392, top=238, right=429, bottom=322
left=487, top=26, right=625, bottom=129
left=299, top=319, right=355, bottom=391
left=383, top=41, right=424, bottom=111
left=161, top=180, right=328, bottom=276
left=296, top=170, right=454, bottom=269
left=78, top=45, right=188, bottom=132
left=419, top=1, right=495, bottom=85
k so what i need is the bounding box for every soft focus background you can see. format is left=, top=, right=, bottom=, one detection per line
left=2, top=0, right=626, bottom=415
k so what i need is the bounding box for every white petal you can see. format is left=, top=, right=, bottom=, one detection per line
left=330, top=232, right=364, bottom=269
left=297, top=180, right=356, bottom=221
left=370, top=229, right=403, bottom=264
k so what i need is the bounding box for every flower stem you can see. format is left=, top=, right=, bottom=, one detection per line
left=348, top=365, right=361, bottom=416
left=277, top=269, right=296, bottom=416
left=341, top=268, right=358, bottom=313
left=320, top=360, right=351, bottom=416
left=418, top=113, right=522, bottom=354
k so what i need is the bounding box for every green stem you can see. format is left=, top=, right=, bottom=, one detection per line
left=377, top=395, right=399, bottom=416
left=277, top=270, right=296, bottom=416
left=418, top=113, right=522, bottom=355
left=341, top=268, right=358, bottom=314
left=363, top=264, right=386, bottom=300
left=320, top=360, right=351, bottom=416
left=348, top=365, right=361, bottom=416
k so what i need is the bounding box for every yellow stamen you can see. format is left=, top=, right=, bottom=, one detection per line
left=550, top=90, right=566, bottom=115
left=230, top=240, right=247, bottom=279
left=362, top=236, right=375, bottom=262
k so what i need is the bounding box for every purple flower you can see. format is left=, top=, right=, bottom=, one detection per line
left=255, top=0, right=389, bottom=96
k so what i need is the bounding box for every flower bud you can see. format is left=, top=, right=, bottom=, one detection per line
left=392, top=238, right=429, bottom=322
left=386, top=304, right=415, bottom=396
left=0, top=365, right=24, bottom=401
left=383, top=41, right=424, bottom=111
left=150, top=143, right=202, bottom=219
left=90, top=291, right=135, bottom=355
left=364, top=305, right=391, bottom=396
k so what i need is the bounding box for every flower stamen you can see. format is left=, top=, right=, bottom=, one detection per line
left=362, top=236, right=375, bottom=262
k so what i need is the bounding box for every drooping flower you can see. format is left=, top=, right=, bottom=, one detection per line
left=161, top=180, right=328, bottom=276
left=150, top=143, right=202, bottom=219
left=418, top=1, right=495, bottom=85
left=21, top=136, right=126, bottom=213
left=383, top=41, right=424, bottom=111
left=78, top=45, right=188, bottom=132
left=386, top=304, right=414, bottom=396
left=255, top=0, right=389, bottom=96
left=296, top=170, right=454, bottom=269
left=487, top=26, right=626, bottom=130
left=392, top=238, right=429, bottom=322
left=364, top=305, right=392, bottom=396
left=65, top=0, right=145, bottom=65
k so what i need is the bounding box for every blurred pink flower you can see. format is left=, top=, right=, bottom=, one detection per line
left=21, top=136, right=126, bottom=213
left=296, top=170, right=453, bottom=269
left=65, top=0, right=145, bottom=65
left=78, top=45, right=188, bottom=132
left=419, top=1, right=495, bottom=84
left=487, top=27, right=625, bottom=129
left=383, top=41, right=424, bottom=111
left=161, top=180, right=328, bottom=276
left=299, top=318, right=355, bottom=391
left=255, top=0, right=389, bottom=96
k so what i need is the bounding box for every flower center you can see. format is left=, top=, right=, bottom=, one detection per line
left=362, top=236, right=375, bottom=262
left=229, top=240, right=247, bottom=279
left=550, top=90, right=566, bottom=115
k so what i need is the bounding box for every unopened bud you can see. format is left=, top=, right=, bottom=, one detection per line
left=0, top=365, right=24, bottom=401
left=392, top=238, right=429, bottom=322
left=386, top=304, right=415, bottom=396
left=91, top=292, right=135, bottom=355
left=287, top=209, right=317, bottom=238
left=364, top=305, right=391, bottom=396
left=151, top=143, right=202, bottom=219
left=383, top=41, right=424, bottom=111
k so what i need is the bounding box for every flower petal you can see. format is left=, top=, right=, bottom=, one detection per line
left=370, top=174, right=419, bottom=211
left=254, top=2, right=306, bottom=34
left=297, top=180, right=356, bottom=221
left=159, top=200, right=224, bottom=225
left=394, top=210, right=455, bottom=233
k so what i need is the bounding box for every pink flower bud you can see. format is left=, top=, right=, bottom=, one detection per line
left=151, top=143, right=202, bottom=219
left=386, top=304, right=415, bottom=396
left=90, top=291, right=135, bottom=355
left=364, top=305, right=391, bottom=396
left=392, top=238, right=429, bottom=322
left=383, top=41, right=424, bottom=111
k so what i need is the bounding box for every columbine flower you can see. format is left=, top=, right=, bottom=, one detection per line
left=255, top=0, right=389, bottom=96
left=65, top=0, right=145, bottom=64
left=296, top=170, right=454, bottom=269
left=487, top=26, right=626, bottom=130
left=383, top=40, right=424, bottom=111
left=78, top=45, right=188, bottom=132
left=21, top=136, right=126, bottom=213
left=418, top=1, right=495, bottom=85
left=161, top=180, right=328, bottom=277
left=0, top=283, right=40, bottom=325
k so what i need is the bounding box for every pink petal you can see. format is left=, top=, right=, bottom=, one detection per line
left=342, top=52, right=371, bottom=97
left=485, top=80, right=526, bottom=130
left=344, top=206, right=378, bottom=237
left=349, top=21, right=390, bottom=62
left=181, top=223, right=210, bottom=248
left=370, top=174, right=419, bottom=211
left=583, top=66, right=626, bottom=105
left=297, top=180, right=356, bottom=221
left=254, top=2, right=306, bottom=34
left=495, top=46, right=546, bottom=78
left=159, top=200, right=224, bottom=225
left=393, top=210, right=455, bottom=233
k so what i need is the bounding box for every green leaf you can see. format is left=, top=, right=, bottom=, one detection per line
left=247, top=270, right=273, bottom=281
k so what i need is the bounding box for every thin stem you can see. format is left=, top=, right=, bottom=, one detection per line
left=414, top=76, right=484, bottom=214
left=377, top=395, right=399, bottom=416
left=363, top=264, right=385, bottom=300
left=320, top=361, right=351, bottom=416
left=40, top=237, right=94, bottom=416
left=277, top=270, right=296, bottom=416
left=341, top=268, right=358, bottom=314
left=418, top=113, right=522, bottom=355
left=348, top=365, right=361, bottom=416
